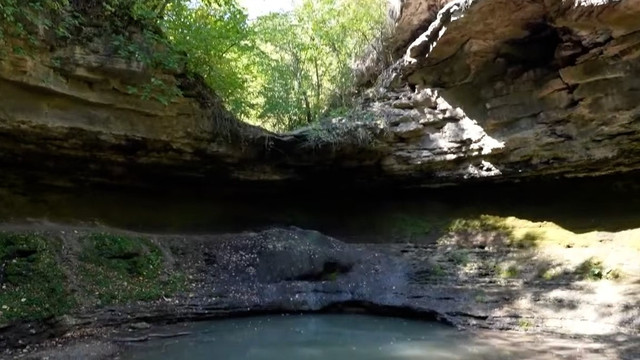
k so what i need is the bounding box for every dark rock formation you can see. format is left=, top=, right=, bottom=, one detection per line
left=1, top=0, right=639, bottom=189
left=2, top=224, right=638, bottom=352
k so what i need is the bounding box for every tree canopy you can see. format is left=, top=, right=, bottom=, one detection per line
left=0, top=0, right=388, bottom=131
left=159, top=0, right=387, bottom=131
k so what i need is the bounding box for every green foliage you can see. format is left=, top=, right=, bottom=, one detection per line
left=1, top=0, right=184, bottom=103
left=574, top=257, right=621, bottom=281
left=79, top=233, right=182, bottom=304
left=2, top=0, right=387, bottom=128
left=447, top=215, right=511, bottom=233
left=575, top=257, right=605, bottom=280
left=161, top=0, right=252, bottom=115
left=0, top=0, right=77, bottom=54
left=248, top=0, right=387, bottom=130
left=508, top=231, right=541, bottom=249
left=449, top=250, right=470, bottom=266
left=496, top=264, right=519, bottom=279
left=0, top=233, right=72, bottom=322
left=430, top=263, right=446, bottom=277
left=0, top=231, right=185, bottom=323
left=446, top=216, right=542, bottom=249
left=539, top=267, right=561, bottom=281
left=518, top=318, right=533, bottom=331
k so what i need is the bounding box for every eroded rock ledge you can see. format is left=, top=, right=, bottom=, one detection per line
left=382, top=0, right=640, bottom=183
left=1, top=224, right=639, bottom=358
left=1, top=0, right=640, bottom=188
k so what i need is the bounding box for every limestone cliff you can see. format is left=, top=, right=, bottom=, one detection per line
left=1, top=0, right=640, bottom=188
left=0, top=28, right=275, bottom=186
left=375, top=0, right=640, bottom=182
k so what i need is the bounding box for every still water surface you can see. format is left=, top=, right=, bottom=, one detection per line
left=120, top=315, right=510, bottom=360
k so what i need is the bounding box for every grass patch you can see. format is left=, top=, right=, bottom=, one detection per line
left=496, top=264, right=519, bottom=279
left=0, top=233, right=72, bottom=323
left=575, top=257, right=622, bottom=281
left=575, top=257, right=605, bottom=280
left=79, top=233, right=183, bottom=305
left=508, top=231, right=541, bottom=249
left=447, top=215, right=511, bottom=233
left=538, top=267, right=561, bottom=281
left=449, top=249, right=470, bottom=266
left=518, top=318, right=533, bottom=331
left=430, top=263, right=446, bottom=277
left=446, top=215, right=550, bottom=249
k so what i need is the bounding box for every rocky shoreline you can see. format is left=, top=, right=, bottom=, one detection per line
left=1, top=223, right=639, bottom=359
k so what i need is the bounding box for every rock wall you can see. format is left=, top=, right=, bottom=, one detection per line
left=0, top=31, right=286, bottom=186
left=381, top=0, right=640, bottom=183
left=1, top=0, right=639, bottom=189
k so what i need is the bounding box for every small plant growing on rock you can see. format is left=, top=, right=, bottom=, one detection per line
left=430, top=263, right=446, bottom=277
left=575, top=257, right=622, bottom=281
left=538, top=267, right=561, bottom=281
left=449, top=249, right=470, bottom=266
left=508, top=231, right=541, bottom=249
left=496, top=264, right=519, bottom=279
left=518, top=318, right=533, bottom=331
left=447, top=215, right=511, bottom=233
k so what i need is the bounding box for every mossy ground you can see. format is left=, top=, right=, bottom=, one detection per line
left=79, top=233, right=184, bottom=305
left=0, top=231, right=184, bottom=324
left=0, top=233, right=72, bottom=323
left=387, top=213, right=638, bottom=283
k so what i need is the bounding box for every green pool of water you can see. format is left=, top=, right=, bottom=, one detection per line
left=120, top=315, right=512, bottom=360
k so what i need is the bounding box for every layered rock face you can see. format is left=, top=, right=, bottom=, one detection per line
left=1, top=0, right=639, bottom=188
left=377, top=0, right=640, bottom=182
left=0, top=34, right=277, bottom=186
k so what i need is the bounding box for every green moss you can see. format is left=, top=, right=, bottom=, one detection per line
left=508, top=231, right=541, bottom=249
left=447, top=215, right=511, bottom=233
left=430, top=263, right=446, bottom=277
left=449, top=249, right=470, bottom=266
left=539, top=267, right=561, bottom=281
left=574, top=257, right=622, bottom=281
left=518, top=318, right=533, bottom=331
left=79, top=233, right=183, bottom=305
left=575, top=257, right=605, bottom=280
left=0, top=233, right=72, bottom=323
left=496, top=264, right=519, bottom=279
left=446, top=216, right=545, bottom=249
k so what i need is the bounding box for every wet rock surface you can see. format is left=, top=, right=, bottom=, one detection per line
left=1, top=224, right=639, bottom=359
